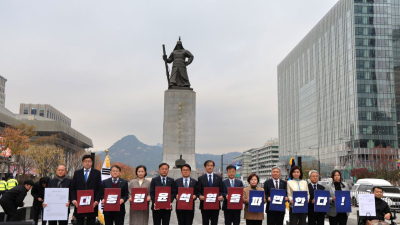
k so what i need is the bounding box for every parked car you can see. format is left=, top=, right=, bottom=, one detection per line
left=318, top=180, right=330, bottom=187
left=351, top=178, right=400, bottom=211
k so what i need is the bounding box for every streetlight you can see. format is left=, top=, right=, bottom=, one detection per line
left=308, top=146, right=321, bottom=180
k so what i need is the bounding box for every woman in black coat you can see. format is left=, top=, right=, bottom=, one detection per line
left=31, top=177, right=50, bottom=225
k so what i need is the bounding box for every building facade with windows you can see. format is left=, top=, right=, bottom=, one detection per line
left=232, top=150, right=252, bottom=180
left=0, top=76, right=7, bottom=107
left=278, top=0, right=400, bottom=177
left=250, top=139, right=279, bottom=182
left=19, top=104, right=71, bottom=126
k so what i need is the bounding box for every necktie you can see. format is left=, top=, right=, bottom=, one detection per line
left=84, top=170, right=89, bottom=182
left=208, top=175, right=212, bottom=187
left=114, top=179, right=117, bottom=184
left=231, top=180, right=234, bottom=187
left=185, top=179, right=188, bottom=188
left=314, top=184, right=316, bottom=190
left=275, top=180, right=278, bottom=189
left=162, top=178, right=166, bottom=186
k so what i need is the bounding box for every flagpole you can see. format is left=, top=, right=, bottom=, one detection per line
left=98, top=149, right=110, bottom=225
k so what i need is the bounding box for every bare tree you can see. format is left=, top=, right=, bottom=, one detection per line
left=18, top=150, right=34, bottom=175
left=65, top=149, right=88, bottom=176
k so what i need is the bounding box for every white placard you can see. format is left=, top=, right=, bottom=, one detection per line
left=43, top=188, right=69, bottom=221
left=359, top=194, right=376, bottom=216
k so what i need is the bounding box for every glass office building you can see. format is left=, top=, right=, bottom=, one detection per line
left=278, top=0, right=400, bottom=177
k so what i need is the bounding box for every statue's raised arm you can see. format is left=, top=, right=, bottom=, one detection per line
left=162, top=37, right=194, bottom=88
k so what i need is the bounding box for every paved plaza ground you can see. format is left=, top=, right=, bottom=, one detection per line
left=2, top=190, right=388, bottom=225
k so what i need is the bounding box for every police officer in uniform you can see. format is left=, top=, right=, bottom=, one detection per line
left=6, top=175, right=18, bottom=190
left=0, top=178, right=7, bottom=198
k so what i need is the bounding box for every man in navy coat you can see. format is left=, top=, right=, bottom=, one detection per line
left=308, top=170, right=325, bottom=225
left=264, top=166, right=288, bottom=225
left=174, top=164, right=198, bottom=225
left=198, top=160, right=224, bottom=225
left=222, top=165, right=243, bottom=225
left=70, top=155, right=102, bottom=225
left=150, top=163, right=175, bottom=225
left=101, top=165, right=129, bottom=225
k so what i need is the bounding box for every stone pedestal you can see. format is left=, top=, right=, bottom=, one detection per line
left=162, top=89, right=197, bottom=179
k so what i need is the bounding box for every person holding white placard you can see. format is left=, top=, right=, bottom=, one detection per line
left=45, top=164, right=72, bottom=225
left=364, top=186, right=391, bottom=225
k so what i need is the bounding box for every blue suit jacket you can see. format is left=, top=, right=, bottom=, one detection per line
left=222, top=179, right=243, bottom=211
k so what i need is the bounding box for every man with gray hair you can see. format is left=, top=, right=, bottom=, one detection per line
left=308, top=170, right=325, bottom=225
left=264, top=166, right=287, bottom=225
left=44, top=164, right=72, bottom=225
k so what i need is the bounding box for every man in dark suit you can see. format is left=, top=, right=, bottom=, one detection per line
left=264, top=166, right=287, bottom=225
left=198, top=160, right=224, bottom=225
left=70, top=155, right=102, bottom=225
left=150, top=163, right=175, bottom=225
left=222, top=165, right=243, bottom=225
left=174, top=164, right=198, bottom=225
left=308, top=170, right=325, bottom=225
left=101, top=165, right=129, bottom=225
left=44, top=164, right=72, bottom=225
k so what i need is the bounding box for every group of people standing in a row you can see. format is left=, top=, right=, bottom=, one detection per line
left=0, top=154, right=392, bottom=225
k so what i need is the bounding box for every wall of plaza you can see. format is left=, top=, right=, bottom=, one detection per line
left=278, top=0, right=400, bottom=177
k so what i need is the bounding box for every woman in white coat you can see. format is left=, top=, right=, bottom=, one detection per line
left=287, top=165, right=309, bottom=225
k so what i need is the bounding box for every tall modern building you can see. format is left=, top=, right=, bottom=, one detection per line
left=19, top=104, right=71, bottom=126
left=0, top=76, right=7, bottom=107
left=278, top=0, right=400, bottom=177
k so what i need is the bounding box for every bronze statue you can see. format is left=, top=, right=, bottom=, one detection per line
left=162, top=37, right=194, bottom=88
left=173, top=154, right=186, bottom=169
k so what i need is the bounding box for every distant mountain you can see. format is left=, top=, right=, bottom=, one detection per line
left=96, top=135, right=241, bottom=172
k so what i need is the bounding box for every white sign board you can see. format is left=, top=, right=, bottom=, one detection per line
left=358, top=194, right=376, bottom=216
left=43, top=188, right=69, bottom=221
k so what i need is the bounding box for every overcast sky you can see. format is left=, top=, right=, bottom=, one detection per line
left=0, top=0, right=338, bottom=154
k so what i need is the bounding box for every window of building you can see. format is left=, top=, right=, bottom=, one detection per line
left=39, top=108, right=44, bottom=117
left=23, top=108, right=28, bottom=114
left=31, top=108, right=37, bottom=115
